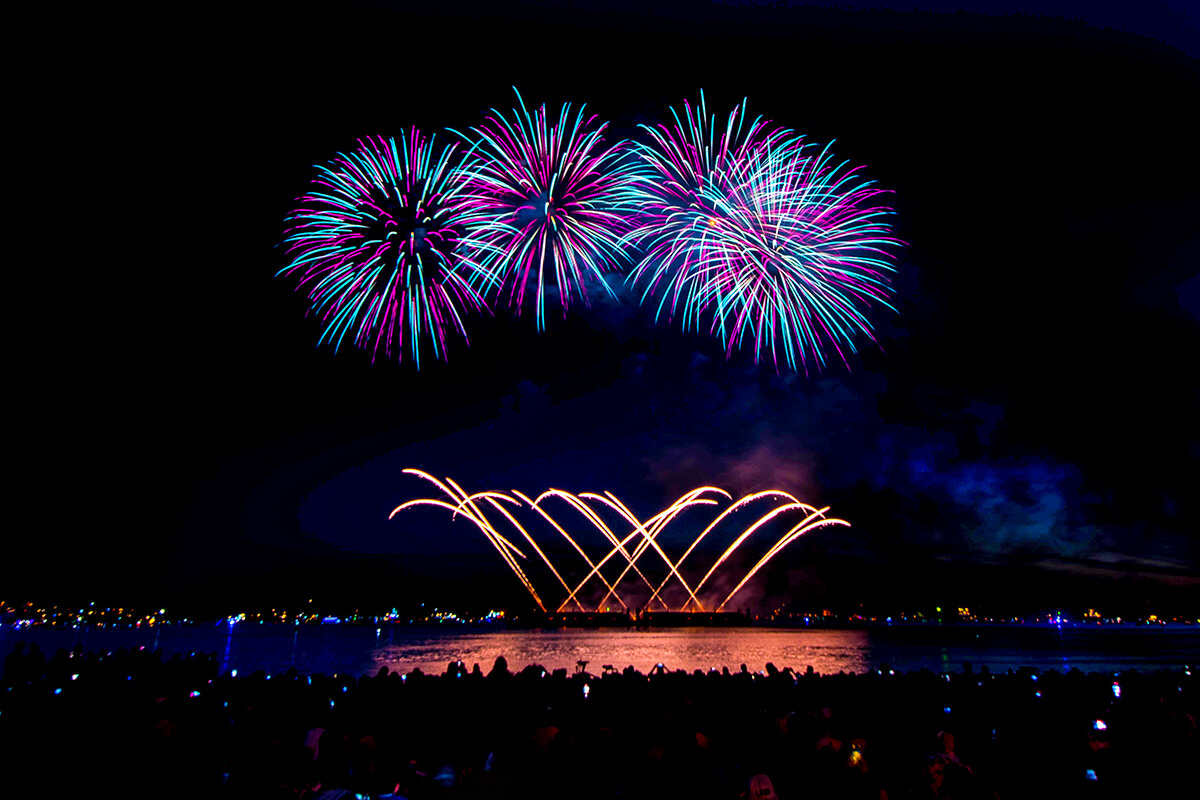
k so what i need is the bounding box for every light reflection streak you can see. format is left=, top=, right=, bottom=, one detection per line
left=371, top=628, right=874, bottom=677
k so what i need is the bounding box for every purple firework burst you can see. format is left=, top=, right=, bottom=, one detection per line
left=279, top=132, right=495, bottom=367
left=624, top=92, right=903, bottom=372
left=452, top=89, right=638, bottom=330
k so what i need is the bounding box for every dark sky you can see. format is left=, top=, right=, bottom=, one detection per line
left=10, top=1, right=1197, bottom=615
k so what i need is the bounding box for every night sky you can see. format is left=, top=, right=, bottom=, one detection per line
left=11, top=1, right=1197, bottom=615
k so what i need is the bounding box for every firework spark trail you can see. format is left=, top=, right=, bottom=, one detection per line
left=514, top=490, right=628, bottom=611
left=477, top=494, right=578, bottom=608
left=441, top=478, right=548, bottom=611
left=716, top=515, right=850, bottom=611
left=389, top=495, right=541, bottom=608
left=644, top=489, right=803, bottom=611
left=583, top=489, right=720, bottom=612
left=623, top=92, right=902, bottom=372
left=451, top=88, right=638, bottom=329
left=280, top=132, right=496, bottom=367
left=558, top=529, right=649, bottom=610
left=390, top=493, right=527, bottom=560
left=393, top=472, right=848, bottom=612
left=536, top=490, right=667, bottom=609
left=692, top=502, right=825, bottom=606
left=391, top=469, right=545, bottom=610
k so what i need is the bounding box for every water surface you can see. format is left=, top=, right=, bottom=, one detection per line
left=4, top=624, right=1196, bottom=677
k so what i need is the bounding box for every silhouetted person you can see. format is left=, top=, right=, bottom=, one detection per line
left=26, top=643, right=44, bottom=678
left=488, top=655, right=510, bottom=679
left=2, top=641, right=26, bottom=687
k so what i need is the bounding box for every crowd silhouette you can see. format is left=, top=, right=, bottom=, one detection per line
left=1, top=641, right=1194, bottom=798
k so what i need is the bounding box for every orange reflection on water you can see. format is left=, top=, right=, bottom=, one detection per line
left=371, top=628, right=873, bottom=676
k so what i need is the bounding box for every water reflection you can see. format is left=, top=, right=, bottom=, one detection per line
left=3, top=625, right=1196, bottom=678
left=372, top=629, right=874, bottom=676
left=221, top=626, right=233, bottom=674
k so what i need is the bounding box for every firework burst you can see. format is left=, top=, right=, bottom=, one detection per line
left=452, top=89, right=637, bottom=329
left=393, top=469, right=848, bottom=613
left=279, top=131, right=494, bottom=367
left=625, top=92, right=903, bottom=372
